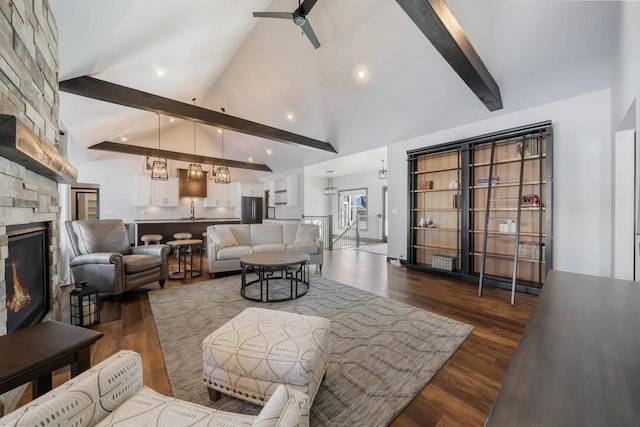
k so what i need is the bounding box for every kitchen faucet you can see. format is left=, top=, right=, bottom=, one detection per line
left=190, top=200, right=195, bottom=221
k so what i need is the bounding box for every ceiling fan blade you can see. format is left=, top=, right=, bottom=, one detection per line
left=300, top=20, right=321, bottom=49
left=297, top=0, right=318, bottom=16
left=252, top=11, right=294, bottom=19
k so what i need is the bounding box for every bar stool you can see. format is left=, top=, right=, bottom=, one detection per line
left=141, top=234, right=163, bottom=245
left=202, top=231, right=207, bottom=254
left=172, top=232, right=193, bottom=259
left=173, top=232, right=192, bottom=240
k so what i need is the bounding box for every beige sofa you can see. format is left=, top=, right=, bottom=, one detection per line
left=207, top=224, right=323, bottom=278
left=0, top=350, right=308, bottom=427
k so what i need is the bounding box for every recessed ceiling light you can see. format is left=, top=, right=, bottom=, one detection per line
left=169, top=117, right=175, bottom=122
left=217, top=129, right=222, bottom=134
left=155, top=69, right=165, bottom=77
left=354, top=66, right=369, bottom=82
left=120, top=136, right=127, bottom=142
left=248, top=158, right=253, bottom=162
left=266, top=149, right=272, bottom=155
left=286, top=112, right=295, bottom=121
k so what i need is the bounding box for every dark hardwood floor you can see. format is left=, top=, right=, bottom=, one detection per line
left=29, top=248, right=537, bottom=426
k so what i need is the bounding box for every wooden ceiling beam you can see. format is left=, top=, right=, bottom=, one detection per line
left=59, top=76, right=337, bottom=153
left=88, top=141, right=272, bottom=172
left=395, top=0, right=503, bottom=111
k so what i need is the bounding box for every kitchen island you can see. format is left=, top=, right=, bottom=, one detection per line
left=133, top=218, right=241, bottom=246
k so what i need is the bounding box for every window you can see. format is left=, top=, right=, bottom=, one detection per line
left=338, top=188, right=367, bottom=229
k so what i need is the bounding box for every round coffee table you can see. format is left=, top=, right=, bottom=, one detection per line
left=240, top=251, right=310, bottom=302
left=166, top=239, right=203, bottom=280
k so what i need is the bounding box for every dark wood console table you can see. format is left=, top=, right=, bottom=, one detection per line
left=486, top=270, right=640, bottom=426
left=0, top=321, right=103, bottom=398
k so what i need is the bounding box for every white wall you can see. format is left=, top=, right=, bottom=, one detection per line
left=388, top=89, right=612, bottom=277
left=303, top=174, right=331, bottom=216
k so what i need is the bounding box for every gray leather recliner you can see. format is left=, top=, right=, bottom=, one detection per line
left=65, top=219, right=169, bottom=295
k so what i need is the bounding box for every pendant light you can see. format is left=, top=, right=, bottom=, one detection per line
left=186, top=98, right=204, bottom=181
left=215, top=128, right=231, bottom=183
left=378, top=159, right=387, bottom=180
left=151, top=114, right=169, bottom=180
left=323, top=170, right=337, bottom=195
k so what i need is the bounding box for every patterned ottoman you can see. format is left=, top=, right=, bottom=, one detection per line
left=202, top=307, right=330, bottom=427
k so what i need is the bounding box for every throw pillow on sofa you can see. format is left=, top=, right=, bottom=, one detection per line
left=211, top=228, right=238, bottom=249
left=294, top=224, right=317, bottom=243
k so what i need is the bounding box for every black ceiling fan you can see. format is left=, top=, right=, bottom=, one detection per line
left=253, top=0, right=321, bottom=49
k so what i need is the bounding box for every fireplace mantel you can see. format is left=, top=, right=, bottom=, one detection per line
left=0, top=115, right=77, bottom=184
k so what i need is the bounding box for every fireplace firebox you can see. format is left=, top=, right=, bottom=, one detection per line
left=5, top=223, right=50, bottom=332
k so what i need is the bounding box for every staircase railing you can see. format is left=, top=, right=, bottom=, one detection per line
left=302, top=214, right=333, bottom=250
left=332, top=221, right=358, bottom=250
left=331, top=215, right=385, bottom=250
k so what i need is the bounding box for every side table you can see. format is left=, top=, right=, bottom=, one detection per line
left=166, top=239, right=203, bottom=279
left=0, top=321, right=103, bottom=398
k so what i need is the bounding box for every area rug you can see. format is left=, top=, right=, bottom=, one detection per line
left=148, top=275, right=473, bottom=426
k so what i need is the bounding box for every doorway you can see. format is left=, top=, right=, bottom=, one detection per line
left=71, top=184, right=99, bottom=221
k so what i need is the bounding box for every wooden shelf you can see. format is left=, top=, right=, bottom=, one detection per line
left=470, top=207, right=545, bottom=211
left=413, top=166, right=460, bottom=174
left=471, top=181, right=545, bottom=189
left=414, top=227, right=459, bottom=232
left=412, top=188, right=459, bottom=193
left=470, top=230, right=546, bottom=238
left=413, top=208, right=459, bottom=212
left=471, top=153, right=546, bottom=167
left=274, top=202, right=287, bottom=206
left=471, top=252, right=545, bottom=264
left=413, top=245, right=458, bottom=252
left=274, top=189, right=287, bottom=194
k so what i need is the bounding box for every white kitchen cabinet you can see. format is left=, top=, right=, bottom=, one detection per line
left=205, top=182, right=238, bottom=207
left=136, top=176, right=179, bottom=207
left=240, top=182, right=263, bottom=197
left=151, top=177, right=179, bottom=207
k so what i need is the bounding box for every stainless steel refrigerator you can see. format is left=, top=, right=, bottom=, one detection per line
left=241, top=197, right=263, bottom=224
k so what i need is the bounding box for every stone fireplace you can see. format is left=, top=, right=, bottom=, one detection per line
left=1, top=1, right=77, bottom=336
left=1, top=0, right=78, bottom=414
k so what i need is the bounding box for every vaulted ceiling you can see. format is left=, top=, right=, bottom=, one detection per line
left=50, top=0, right=620, bottom=177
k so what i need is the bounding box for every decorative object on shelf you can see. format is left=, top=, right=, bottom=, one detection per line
left=516, top=136, right=539, bottom=158
left=448, top=180, right=458, bottom=189
left=150, top=114, right=169, bottom=180
left=70, top=281, right=100, bottom=327
left=432, top=254, right=457, bottom=271
left=426, top=217, right=435, bottom=228
left=477, top=176, right=499, bottom=186
left=518, top=241, right=545, bottom=261
left=418, top=217, right=426, bottom=227
left=452, top=194, right=460, bottom=209
left=521, top=194, right=541, bottom=207
left=187, top=98, right=204, bottom=182
left=418, top=180, right=434, bottom=190
left=378, top=160, right=387, bottom=179
left=323, top=170, right=337, bottom=195
left=215, top=126, right=231, bottom=183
